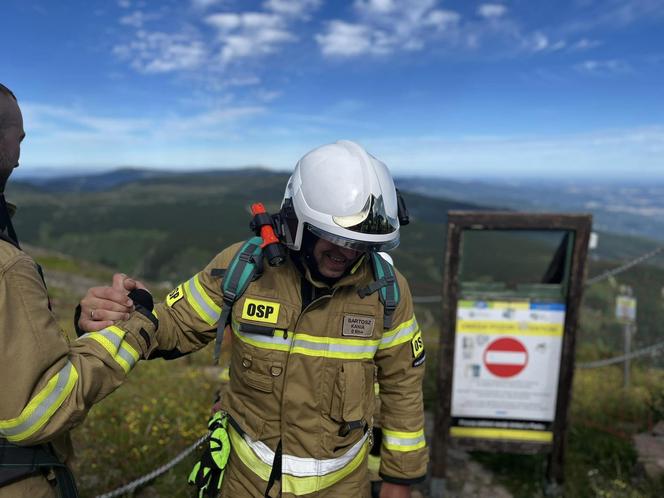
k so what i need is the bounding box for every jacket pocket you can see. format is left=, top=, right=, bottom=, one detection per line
left=330, top=362, right=373, bottom=424
left=238, top=354, right=274, bottom=394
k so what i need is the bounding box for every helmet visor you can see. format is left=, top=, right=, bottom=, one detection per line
left=306, top=223, right=400, bottom=253
left=332, top=194, right=399, bottom=235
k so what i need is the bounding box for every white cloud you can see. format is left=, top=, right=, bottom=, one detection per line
left=113, top=30, right=208, bottom=73
left=21, top=101, right=268, bottom=167
left=316, top=21, right=380, bottom=56
left=117, top=0, right=131, bottom=9
left=206, top=12, right=296, bottom=64
left=575, top=59, right=632, bottom=74
left=354, top=0, right=398, bottom=14
left=263, top=0, right=321, bottom=18
left=191, top=0, right=225, bottom=9
left=318, top=0, right=460, bottom=57
left=572, top=38, right=602, bottom=51
left=521, top=31, right=567, bottom=53
left=119, top=10, right=157, bottom=29
left=426, top=9, right=460, bottom=28
left=477, top=4, right=507, bottom=19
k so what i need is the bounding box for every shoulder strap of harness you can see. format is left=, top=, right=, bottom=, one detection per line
left=213, top=237, right=265, bottom=363
left=358, top=253, right=400, bottom=329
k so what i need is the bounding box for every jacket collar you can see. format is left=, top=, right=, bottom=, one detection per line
left=0, top=195, right=20, bottom=247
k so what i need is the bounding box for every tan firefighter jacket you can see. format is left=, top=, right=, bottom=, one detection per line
left=154, top=241, right=429, bottom=494
left=0, top=203, right=159, bottom=495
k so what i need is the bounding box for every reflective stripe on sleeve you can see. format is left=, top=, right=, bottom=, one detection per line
left=184, top=274, right=221, bottom=326
left=382, top=428, right=426, bottom=452
left=0, top=361, right=79, bottom=442
left=79, top=325, right=140, bottom=374
left=378, top=315, right=419, bottom=350
left=229, top=425, right=369, bottom=495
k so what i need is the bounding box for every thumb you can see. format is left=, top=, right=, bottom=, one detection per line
left=112, top=273, right=128, bottom=293
left=123, top=278, right=139, bottom=292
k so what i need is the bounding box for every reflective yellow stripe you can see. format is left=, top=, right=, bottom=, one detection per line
left=228, top=426, right=275, bottom=481
left=0, top=362, right=79, bottom=442
left=283, top=441, right=368, bottom=495
left=378, top=315, right=418, bottom=350
left=79, top=326, right=139, bottom=374
left=229, top=425, right=369, bottom=495
left=193, top=274, right=221, bottom=315
left=233, top=325, right=381, bottom=360
left=382, top=428, right=426, bottom=452
left=291, top=334, right=380, bottom=360
left=368, top=454, right=381, bottom=474
left=350, top=255, right=366, bottom=274
left=232, top=320, right=293, bottom=352
left=184, top=274, right=220, bottom=326
left=451, top=427, right=553, bottom=442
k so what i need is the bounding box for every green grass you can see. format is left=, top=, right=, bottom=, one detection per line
left=70, top=348, right=221, bottom=497
left=475, top=367, right=664, bottom=497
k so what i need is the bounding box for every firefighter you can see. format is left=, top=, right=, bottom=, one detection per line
left=81, top=140, right=428, bottom=497
left=0, top=83, right=160, bottom=498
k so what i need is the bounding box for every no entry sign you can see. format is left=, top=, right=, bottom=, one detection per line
left=451, top=299, right=565, bottom=425
left=483, top=337, right=528, bottom=378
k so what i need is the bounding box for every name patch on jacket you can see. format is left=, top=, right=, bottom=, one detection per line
left=242, top=298, right=280, bottom=324
left=342, top=314, right=375, bottom=337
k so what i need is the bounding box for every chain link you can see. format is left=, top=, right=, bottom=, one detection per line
left=577, top=340, right=664, bottom=369
left=585, top=246, right=664, bottom=286
left=94, top=433, right=209, bottom=498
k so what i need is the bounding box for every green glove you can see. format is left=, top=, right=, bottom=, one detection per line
left=188, top=411, right=231, bottom=498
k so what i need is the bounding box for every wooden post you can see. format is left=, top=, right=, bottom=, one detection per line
left=430, top=220, right=463, bottom=497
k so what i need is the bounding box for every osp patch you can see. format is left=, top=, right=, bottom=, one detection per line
left=166, top=284, right=184, bottom=307
left=411, top=331, right=424, bottom=358
left=242, top=298, right=280, bottom=324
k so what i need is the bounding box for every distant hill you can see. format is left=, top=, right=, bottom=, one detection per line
left=16, top=166, right=283, bottom=193
left=6, top=168, right=663, bottom=351
left=399, top=176, right=664, bottom=243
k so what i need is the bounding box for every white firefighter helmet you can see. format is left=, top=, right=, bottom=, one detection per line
left=279, top=140, right=400, bottom=252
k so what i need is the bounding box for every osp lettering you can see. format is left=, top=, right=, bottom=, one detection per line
left=246, top=303, right=275, bottom=319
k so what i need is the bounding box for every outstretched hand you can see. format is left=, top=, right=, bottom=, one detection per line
left=78, top=273, right=149, bottom=332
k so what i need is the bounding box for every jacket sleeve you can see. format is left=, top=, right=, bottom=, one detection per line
left=148, top=243, right=241, bottom=357
left=0, top=254, right=158, bottom=446
left=374, top=270, right=428, bottom=484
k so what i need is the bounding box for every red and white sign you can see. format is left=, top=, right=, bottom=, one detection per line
left=483, top=337, right=528, bottom=378
left=451, top=300, right=565, bottom=423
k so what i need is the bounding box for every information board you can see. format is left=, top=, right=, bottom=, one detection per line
left=450, top=299, right=566, bottom=442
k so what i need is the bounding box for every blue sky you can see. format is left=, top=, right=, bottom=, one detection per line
left=2, top=0, right=663, bottom=180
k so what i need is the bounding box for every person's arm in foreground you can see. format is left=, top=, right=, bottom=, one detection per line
left=0, top=262, right=158, bottom=446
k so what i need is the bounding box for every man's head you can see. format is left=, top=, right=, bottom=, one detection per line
left=0, top=83, right=25, bottom=193
left=279, top=140, right=401, bottom=266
